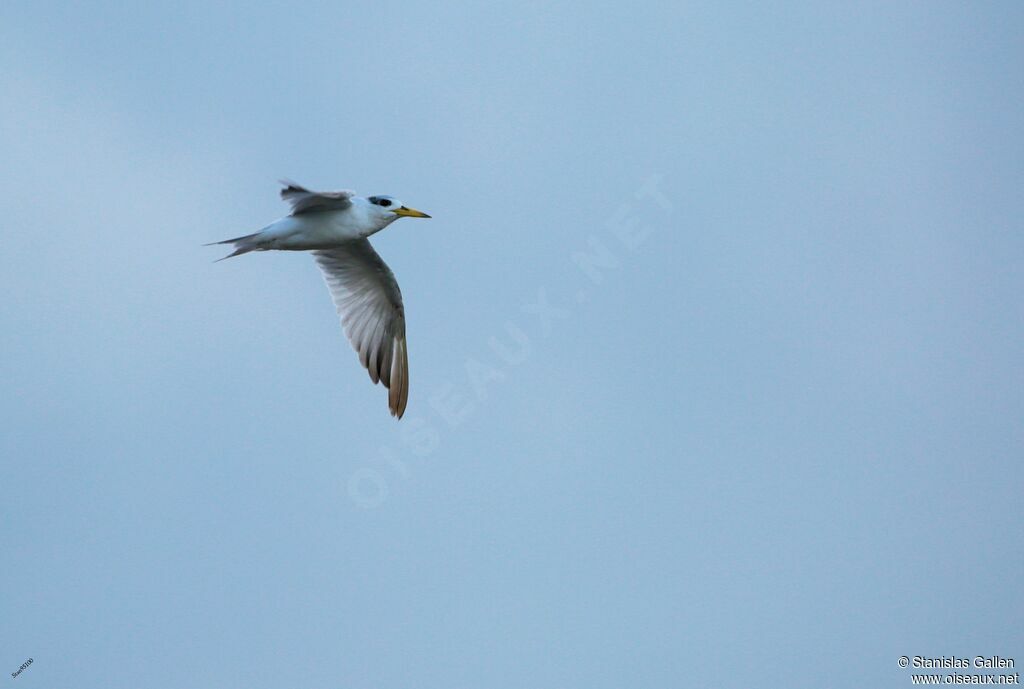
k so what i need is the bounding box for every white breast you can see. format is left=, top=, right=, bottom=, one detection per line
left=262, top=206, right=385, bottom=250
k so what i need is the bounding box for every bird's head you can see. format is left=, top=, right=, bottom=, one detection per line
left=367, top=195, right=431, bottom=222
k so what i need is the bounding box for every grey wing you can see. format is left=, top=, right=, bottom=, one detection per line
left=313, top=240, right=410, bottom=418
left=280, top=179, right=355, bottom=214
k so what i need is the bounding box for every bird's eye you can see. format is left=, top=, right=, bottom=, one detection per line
left=379, top=199, right=392, bottom=207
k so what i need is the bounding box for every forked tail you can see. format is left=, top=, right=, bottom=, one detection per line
left=204, top=232, right=263, bottom=262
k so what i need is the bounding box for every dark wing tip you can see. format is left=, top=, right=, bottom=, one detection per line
left=278, top=179, right=308, bottom=197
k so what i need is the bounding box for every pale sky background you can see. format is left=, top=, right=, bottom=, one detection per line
left=1, top=2, right=1022, bottom=688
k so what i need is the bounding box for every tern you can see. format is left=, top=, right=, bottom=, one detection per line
left=209, top=181, right=431, bottom=418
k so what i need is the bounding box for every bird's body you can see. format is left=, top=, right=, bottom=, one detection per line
left=256, top=200, right=395, bottom=249
left=209, top=181, right=431, bottom=418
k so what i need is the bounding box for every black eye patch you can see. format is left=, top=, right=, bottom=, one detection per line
left=379, top=199, right=392, bottom=207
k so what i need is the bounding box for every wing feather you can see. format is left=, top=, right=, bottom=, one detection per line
left=366, top=315, right=386, bottom=384
left=313, top=240, right=409, bottom=418
left=280, top=180, right=355, bottom=215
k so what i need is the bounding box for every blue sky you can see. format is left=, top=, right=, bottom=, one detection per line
left=1, top=2, right=1022, bottom=688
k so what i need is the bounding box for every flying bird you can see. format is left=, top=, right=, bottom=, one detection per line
left=209, top=181, right=431, bottom=418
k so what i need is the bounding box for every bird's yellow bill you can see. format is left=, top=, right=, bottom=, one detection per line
left=394, top=206, right=431, bottom=218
